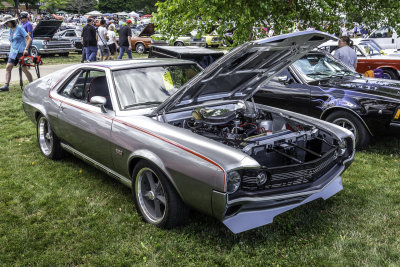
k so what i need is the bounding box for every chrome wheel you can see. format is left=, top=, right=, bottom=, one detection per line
left=175, top=41, right=184, bottom=46
left=136, top=43, right=145, bottom=54
left=31, top=47, right=38, bottom=57
left=332, top=118, right=358, bottom=140
left=136, top=168, right=167, bottom=224
left=38, top=117, right=53, bottom=156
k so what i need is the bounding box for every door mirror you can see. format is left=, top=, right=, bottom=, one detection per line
left=277, top=75, right=288, bottom=83
left=90, top=96, right=107, bottom=113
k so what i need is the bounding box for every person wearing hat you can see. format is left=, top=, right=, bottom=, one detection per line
left=117, top=19, right=132, bottom=59
left=20, top=12, right=33, bottom=53
left=0, top=15, right=33, bottom=92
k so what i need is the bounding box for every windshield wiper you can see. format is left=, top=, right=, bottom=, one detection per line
left=306, top=72, right=330, bottom=76
left=124, top=101, right=163, bottom=109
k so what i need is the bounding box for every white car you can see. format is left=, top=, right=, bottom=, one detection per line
left=367, top=27, right=400, bottom=50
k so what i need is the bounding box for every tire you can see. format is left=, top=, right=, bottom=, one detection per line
left=36, top=115, right=64, bottom=159
left=174, top=41, right=184, bottom=46
left=30, top=47, right=38, bottom=57
left=59, top=53, right=69, bottom=57
left=132, top=160, right=189, bottom=229
left=382, top=69, right=398, bottom=80
left=326, top=110, right=371, bottom=149
left=135, top=43, right=146, bottom=54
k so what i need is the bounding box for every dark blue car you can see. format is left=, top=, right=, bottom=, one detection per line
left=255, top=51, right=400, bottom=148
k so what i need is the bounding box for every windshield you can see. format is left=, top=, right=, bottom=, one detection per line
left=359, top=40, right=382, bottom=55
left=113, top=64, right=201, bottom=109
left=293, top=53, right=356, bottom=82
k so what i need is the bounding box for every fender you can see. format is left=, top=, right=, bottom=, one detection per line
left=320, top=106, right=373, bottom=136
left=127, top=149, right=184, bottom=198
left=377, top=65, right=400, bottom=71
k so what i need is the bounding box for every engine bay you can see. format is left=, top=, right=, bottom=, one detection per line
left=168, top=103, right=339, bottom=168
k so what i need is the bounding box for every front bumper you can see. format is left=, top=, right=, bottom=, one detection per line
left=212, top=165, right=345, bottom=233
left=0, top=52, right=8, bottom=58
left=39, top=48, right=75, bottom=54
left=189, top=41, right=206, bottom=47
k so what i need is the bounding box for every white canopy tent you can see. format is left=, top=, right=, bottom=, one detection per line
left=128, top=11, right=140, bottom=18
left=85, top=11, right=103, bottom=16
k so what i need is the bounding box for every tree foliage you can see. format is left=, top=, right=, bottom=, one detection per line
left=98, top=0, right=162, bottom=14
left=154, top=0, right=400, bottom=45
left=64, top=0, right=97, bottom=15
left=39, top=0, right=69, bottom=12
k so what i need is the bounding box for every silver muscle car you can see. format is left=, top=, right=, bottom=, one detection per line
left=22, top=31, right=355, bottom=233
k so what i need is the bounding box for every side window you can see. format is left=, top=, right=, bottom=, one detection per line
left=59, top=71, right=86, bottom=100
left=354, top=46, right=364, bottom=57
left=59, top=70, right=112, bottom=110
left=87, top=71, right=113, bottom=110
left=269, top=68, right=296, bottom=86
left=66, top=31, right=76, bottom=37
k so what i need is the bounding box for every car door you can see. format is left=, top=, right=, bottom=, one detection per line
left=254, top=67, right=311, bottom=115
left=54, top=69, right=115, bottom=168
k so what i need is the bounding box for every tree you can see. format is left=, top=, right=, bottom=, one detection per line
left=39, top=0, right=69, bottom=13
left=154, top=0, right=400, bottom=45
left=98, top=0, right=162, bottom=14
left=64, top=0, right=97, bottom=15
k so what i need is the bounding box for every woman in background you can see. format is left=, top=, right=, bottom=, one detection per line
left=107, top=24, right=119, bottom=60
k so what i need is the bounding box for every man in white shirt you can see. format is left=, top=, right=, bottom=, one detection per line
left=97, top=19, right=110, bottom=61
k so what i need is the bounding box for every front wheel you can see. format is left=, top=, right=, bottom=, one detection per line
left=174, top=41, right=184, bottom=46
left=132, top=160, right=189, bottom=229
left=30, top=47, right=38, bottom=57
left=326, top=110, right=371, bottom=149
left=382, top=69, right=398, bottom=80
left=135, top=43, right=146, bottom=54
left=36, top=115, right=64, bottom=159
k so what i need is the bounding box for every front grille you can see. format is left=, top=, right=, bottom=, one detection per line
left=0, top=47, right=9, bottom=52
left=241, top=148, right=338, bottom=191
left=46, top=41, right=72, bottom=49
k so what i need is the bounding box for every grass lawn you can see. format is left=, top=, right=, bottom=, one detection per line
left=0, top=83, right=399, bottom=266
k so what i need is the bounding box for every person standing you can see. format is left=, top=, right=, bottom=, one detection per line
left=81, top=18, right=98, bottom=62
left=117, top=19, right=132, bottom=59
left=97, top=19, right=110, bottom=61
left=334, top=36, right=358, bottom=71
left=0, top=15, right=32, bottom=92
left=107, top=24, right=118, bottom=60
left=20, top=12, right=33, bottom=51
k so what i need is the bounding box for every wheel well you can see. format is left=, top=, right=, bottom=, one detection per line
left=174, top=41, right=183, bottom=45
left=135, top=42, right=145, bottom=48
left=380, top=67, right=399, bottom=78
left=34, top=111, right=42, bottom=122
left=128, top=157, right=143, bottom=177
left=320, top=107, right=373, bottom=136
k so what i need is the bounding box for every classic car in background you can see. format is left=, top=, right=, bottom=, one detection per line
left=30, top=20, right=76, bottom=57
left=0, top=29, right=10, bottom=59
left=254, top=51, right=400, bottom=148
left=148, top=46, right=224, bottom=68
left=367, top=27, right=400, bottom=50
left=22, top=31, right=355, bottom=233
left=53, top=29, right=83, bottom=52
left=170, top=31, right=206, bottom=47
left=320, top=39, right=400, bottom=79
left=131, top=23, right=168, bottom=54
left=204, top=33, right=222, bottom=48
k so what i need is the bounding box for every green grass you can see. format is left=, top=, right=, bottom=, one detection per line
left=0, top=84, right=399, bottom=266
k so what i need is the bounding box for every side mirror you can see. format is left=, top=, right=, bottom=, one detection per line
left=90, top=96, right=107, bottom=113
left=277, top=75, right=288, bottom=83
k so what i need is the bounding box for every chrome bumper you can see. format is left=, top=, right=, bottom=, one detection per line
left=39, top=48, right=75, bottom=54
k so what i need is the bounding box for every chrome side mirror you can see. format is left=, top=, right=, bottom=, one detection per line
left=90, top=96, right=107, bottom=113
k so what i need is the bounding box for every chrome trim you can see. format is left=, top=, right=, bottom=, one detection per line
left=60, top=143, right=132, bottom=188
left=39, top=48, right=75, bottom=53
left=227, top=165, right=344, bottom=205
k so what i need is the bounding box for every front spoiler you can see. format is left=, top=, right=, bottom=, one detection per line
left=222, top=175, right=343, bottom=234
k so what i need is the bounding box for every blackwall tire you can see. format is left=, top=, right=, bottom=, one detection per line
left=132, top=160, right=189, bottom=229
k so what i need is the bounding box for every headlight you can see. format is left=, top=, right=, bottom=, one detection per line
left=338, top=139, right=347, bottom=156
left=227, top=171, right=241, bottom=193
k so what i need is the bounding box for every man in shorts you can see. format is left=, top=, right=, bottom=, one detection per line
left=97, top=19, right=110, bottom=61
left=0, top=15, right=32, bottom=92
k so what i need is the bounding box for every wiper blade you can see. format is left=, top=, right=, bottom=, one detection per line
left=124, top=101, right=162, bottom=109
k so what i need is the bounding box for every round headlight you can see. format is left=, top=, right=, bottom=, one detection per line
left=256, top=171, right=268, bottom=185
left=227, top=171, right=241, bottom=193
left=338, top=140, right=347, bottom=156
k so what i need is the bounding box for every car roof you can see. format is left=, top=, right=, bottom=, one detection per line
left=83, top=58, right=196, bottom=70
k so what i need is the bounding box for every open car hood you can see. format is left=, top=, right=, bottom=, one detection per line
left=153, top=31, right=335, bottom=114
left=33, top=20, right=63, bottom=38
left=138, top=23, right=155, bottom=37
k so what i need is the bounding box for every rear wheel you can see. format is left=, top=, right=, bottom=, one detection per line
left=36, top=115, right=64, bottom=159
left=135, top=43, right=146, bottom=54
left=382, top=69, right=398, bottom=80
left=174, top=41, right=184, bottom=46
left=326, top=110, right=371, bottom=149
left=132, top=160, right=189, bottom=229
left=30, top=47, right=38, bottom=57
